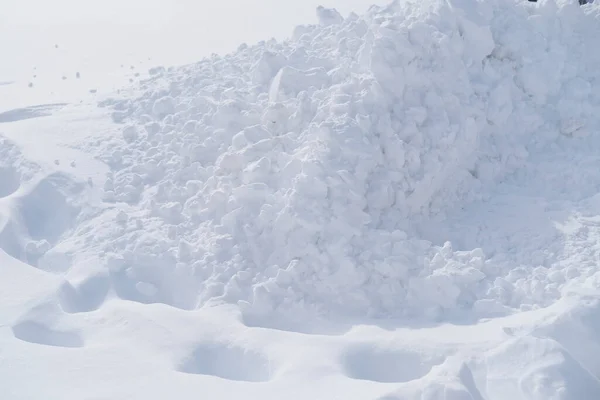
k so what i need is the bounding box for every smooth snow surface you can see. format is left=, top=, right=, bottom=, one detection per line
left=2, top=0, right=600, bottom=399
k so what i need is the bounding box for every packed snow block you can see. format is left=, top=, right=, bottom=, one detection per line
left=148, top=66, right=166, bottom=76
left=446, top=0, right=495, bottom=63
left=534, top=297, right=600, bottom=380
left=57, top=272, right=110, bottom=314
left=268, top=66, right=329, bottom=102
left=479, top=336, right=600, bottom=400
left=211, top=100, right=248, bottom=132
left=316, top=6, right=344, bottom=27
left=486, top=80, right=514, bottom=125
left=121, top=125, right=138, bottom=143
left=260, top=103, right=293, bottom=135
left=369, top=40, right=406, bottom=99
left=252, top=51, right=287, bottom=86
left=144, top=121, right=161, bottom=137
left=557, top=86, right=589, bottom=136
left=231, top=125, right=271, bottom=151
left=152, top=96, right=175, bottom=118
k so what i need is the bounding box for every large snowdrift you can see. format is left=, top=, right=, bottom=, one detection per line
left=86, top=0, right=600, bottom=321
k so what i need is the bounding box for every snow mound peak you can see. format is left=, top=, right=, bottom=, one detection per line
left=90, top=0, right=600, bottom=321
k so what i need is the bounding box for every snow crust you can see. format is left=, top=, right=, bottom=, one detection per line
left=3, top=0, right=600, bottom=399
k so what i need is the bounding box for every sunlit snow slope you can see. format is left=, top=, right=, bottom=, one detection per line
left=2, top=0, right=600, bottom=399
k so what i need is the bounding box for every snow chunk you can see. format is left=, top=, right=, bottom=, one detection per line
left=122, top=125, right=138, bottom=143
left=316, top=6, right=344, bottom=27
left=152, top=96, right=175, bottom=118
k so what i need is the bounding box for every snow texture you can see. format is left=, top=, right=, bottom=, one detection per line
left=3, top=0, right=600, bottom=399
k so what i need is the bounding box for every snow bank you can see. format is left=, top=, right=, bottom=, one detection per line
left=89, top=0, right=600, bottom=321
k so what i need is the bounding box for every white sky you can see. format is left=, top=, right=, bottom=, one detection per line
left=0, top=0, right=388, bottom=82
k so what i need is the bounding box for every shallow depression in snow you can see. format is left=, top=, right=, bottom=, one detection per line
left=0, top=172, right=86, bottom=270
left=177, top=342, right=275, bottom=382
left=11, top=320, right=84, bottom=348
left=17, top=173, right=81, bottom=244
left=0, top=166, right=20, bottom=198
left=0, top=103, right=68, bottom=124
left=340, top=343, right=443, bottom=383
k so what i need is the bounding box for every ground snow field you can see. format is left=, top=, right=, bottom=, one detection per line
left=3, top=0, right=600, bottom=398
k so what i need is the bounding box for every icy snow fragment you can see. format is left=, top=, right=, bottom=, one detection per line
left=122, top=125, right=138, bottom=143
left=269, top=66, right=329, bottom=102
left=116, top=210, right=128, bottom=224
left=25, top=241, right=38, bottom=256
left=148, top=66, right=166, bottom=76
left=36, top=240, right=51, bottom=254
left=152, top=96, right=175, bottom=118
left=316, top=6, right=344, bottom=26
left=251, top=51, right=286, bottom=86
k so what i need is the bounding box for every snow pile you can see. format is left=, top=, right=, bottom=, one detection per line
left=71, top=0, right=600, bottom=321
